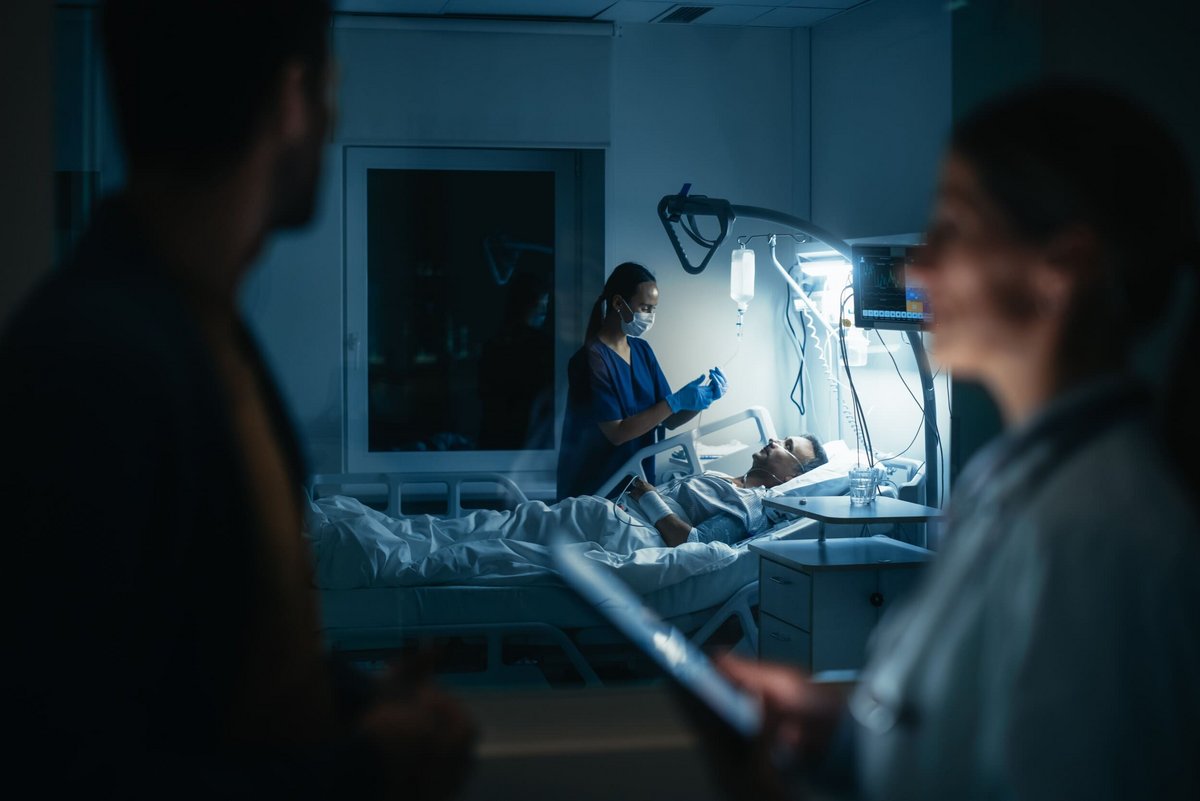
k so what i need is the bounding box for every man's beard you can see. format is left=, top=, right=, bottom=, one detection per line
left=270, top=131, right=324, bottom=229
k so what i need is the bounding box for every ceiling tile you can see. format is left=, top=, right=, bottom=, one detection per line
left=597, top=1, right=675, bottom=23
left=680, top=0, right=793, bottom=5
left=747, top=6, right=839, bottom=26
left=785, top=0, right=864, bottom=7
left=333, top=0, right=449, bottom=13
left=442, top=1, right=615, bottom=17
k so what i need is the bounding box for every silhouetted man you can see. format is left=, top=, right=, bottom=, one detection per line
left=1, top=2, right=474, bottom=798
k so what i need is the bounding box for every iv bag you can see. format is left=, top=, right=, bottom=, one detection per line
left=731, top=247, right=755, bottom=308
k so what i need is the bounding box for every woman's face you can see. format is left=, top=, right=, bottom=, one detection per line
left=616, top=281, right=659, bottom=321
left=913, top=154, right=1045, bottom=378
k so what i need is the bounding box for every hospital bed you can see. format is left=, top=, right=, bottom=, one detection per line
left=307, top=409, right=926, bottom=688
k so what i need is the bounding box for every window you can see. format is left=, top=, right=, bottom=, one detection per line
left=345, top=147, right=596, bottom=480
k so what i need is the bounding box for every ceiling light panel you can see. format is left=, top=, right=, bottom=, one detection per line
left=680, top=5, right=775, bottom=25
left=597, top=1, right=675, bottom=22
left=747, top=6, right=840, bottom=26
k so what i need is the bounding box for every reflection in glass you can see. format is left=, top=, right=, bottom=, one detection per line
left=366, top=168, right=555, bottom=452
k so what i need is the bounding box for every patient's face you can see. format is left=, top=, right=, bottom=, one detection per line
left=751, top=437, right=814, bottom=480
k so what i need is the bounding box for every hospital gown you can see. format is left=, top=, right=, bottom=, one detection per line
left=838, top=378, right=1200, bottom=801
left=308, top=474, right=778, bottom=591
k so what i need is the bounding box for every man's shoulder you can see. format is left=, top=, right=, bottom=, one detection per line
left=5, top=269, right=187, bottom=358
left=0, top=263, right=208, bottom=420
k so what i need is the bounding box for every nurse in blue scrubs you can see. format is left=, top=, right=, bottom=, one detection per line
left=557, top=262, right=727, bottom=499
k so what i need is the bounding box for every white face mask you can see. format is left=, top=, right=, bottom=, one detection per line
left=617, top=297, right=655, bottom=337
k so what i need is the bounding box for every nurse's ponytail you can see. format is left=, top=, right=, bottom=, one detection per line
left=951, top=81, right=1200, bottom=503
left=585, top=261, right=657, bottom=342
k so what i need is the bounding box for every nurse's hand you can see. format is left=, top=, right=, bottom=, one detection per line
left=666, top=374, right=715, bottom=413
left=708, top=367, right=728, bottom=400
left=716, top=653, right=849, bottom=769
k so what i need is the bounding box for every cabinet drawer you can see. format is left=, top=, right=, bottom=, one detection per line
left=760, top=559, right=811, bottom=630
left=760, top=613, right=811, bottom=667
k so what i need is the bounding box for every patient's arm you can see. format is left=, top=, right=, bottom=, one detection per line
left=627, top=478, right=693, bottom=547
left=653, top=514, right=695, bottom=547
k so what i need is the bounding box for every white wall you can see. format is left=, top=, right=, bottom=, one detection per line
left=606, top=23, right=803, bottom=454
left=244, top=19, right=806, bottom=481
left=810, top=0, right=951, bottom=239
left=809, top=0, right=953, bottom=502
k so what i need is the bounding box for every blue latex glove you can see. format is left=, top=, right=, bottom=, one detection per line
left=666, top=374, right=714, bottom=413
left=708, top=367, right=728, bottom=400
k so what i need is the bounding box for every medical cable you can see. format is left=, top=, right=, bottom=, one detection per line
left=783, top=275, right=808, bottom=417
left=888, top=331, right=943, bottom=506
left=778, top=246, right=863, bottom=442
left=795, top=300, right=864, bottom=445
left=608, top=483, right=657, bottom=531
left=874, top=333, right=932, bottom=462
left=695, top=344, right=740, bottom=433
left=741, top=466, right=787, bottom=487
left=878, top=330, right=946, bottom=507
left=609, top=471, right=706, bottom=531
left=839, top=286, right=875, bottom=468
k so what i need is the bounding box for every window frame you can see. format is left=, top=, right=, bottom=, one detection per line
left=343, top=145, right=586, bottom=478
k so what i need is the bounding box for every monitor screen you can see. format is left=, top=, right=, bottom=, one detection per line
left=851, top=244, right=932, bottom=331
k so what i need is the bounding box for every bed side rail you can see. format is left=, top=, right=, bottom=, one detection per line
left=307, top=472, right=529, bottom=519
left=877, top=456, right=927, bottom=505
left=593, top=405, right=777, bottom=498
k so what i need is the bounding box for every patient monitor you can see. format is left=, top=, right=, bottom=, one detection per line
left=851, top=243, right=932, bottom=331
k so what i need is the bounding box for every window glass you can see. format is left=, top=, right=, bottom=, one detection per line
left=366, top=167, right=556, bottom=453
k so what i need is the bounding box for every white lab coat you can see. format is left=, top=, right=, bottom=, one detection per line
left=848, top=380, right=1200, bottom=800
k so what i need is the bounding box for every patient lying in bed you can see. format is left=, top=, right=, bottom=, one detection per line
left=307, top=435, right=830, bottom=592
left=618, top=434, right=828, bottom=546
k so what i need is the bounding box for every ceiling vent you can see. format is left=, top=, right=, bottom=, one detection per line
left=656, top=6, right=714, bottom=24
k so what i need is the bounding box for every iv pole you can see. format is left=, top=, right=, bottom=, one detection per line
left=658, top=187, right=940, bottom=508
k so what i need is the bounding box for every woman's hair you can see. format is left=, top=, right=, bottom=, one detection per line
left=798, top=433, right=828, bottom=472
left=951, top=81, right=1199, bottom=488
left=585, top=262, right=657, bottom=341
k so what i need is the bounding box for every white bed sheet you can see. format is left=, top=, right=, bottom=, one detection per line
left=318, top=514, right=822, bottom=638
left=308, top=446, right=860, bottom=597
left=309, top=492, right=756, bottom=596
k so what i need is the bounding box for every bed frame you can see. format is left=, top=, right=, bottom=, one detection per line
left=306, top=407, right=926, bottom=687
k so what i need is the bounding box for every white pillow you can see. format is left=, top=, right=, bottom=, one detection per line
left=770, top=439, right=868, bottom=497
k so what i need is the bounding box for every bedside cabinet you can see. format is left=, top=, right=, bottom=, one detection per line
left=750, top=536, right=932, bottom=672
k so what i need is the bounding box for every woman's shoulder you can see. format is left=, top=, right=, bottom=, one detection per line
left=628, top=336, right=658, bottom=358
left=1024, top=416, right=1199, bottom=561
left=569, top=339, right=606, bottom=368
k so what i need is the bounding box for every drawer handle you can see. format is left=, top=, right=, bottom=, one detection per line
left=870, top=592, right=884, bottom=608
left=769, top=632, right=791, bottom=642
left=769, top=576, right=792, bottom=585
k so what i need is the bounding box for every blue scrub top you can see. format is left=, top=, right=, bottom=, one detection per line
left=557, top=337, right=672, bottom=499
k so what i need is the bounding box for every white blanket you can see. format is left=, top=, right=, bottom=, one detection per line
left=308, top=494, right=742, bottom=595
